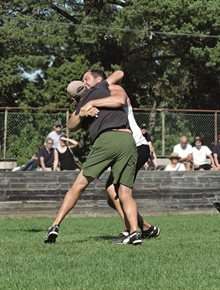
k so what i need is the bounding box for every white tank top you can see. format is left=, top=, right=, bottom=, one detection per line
left=124, top=105, right=148, bottom=146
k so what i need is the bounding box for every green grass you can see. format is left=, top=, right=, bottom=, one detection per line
left=0, top=214, right=220, bottom=290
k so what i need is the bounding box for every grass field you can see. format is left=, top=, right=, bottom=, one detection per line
left=0, top=214, right=220, bottom=290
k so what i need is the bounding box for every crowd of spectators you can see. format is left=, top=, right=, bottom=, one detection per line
left=164, top=134, right=220, bottom=171
left=12, top=119, right=220, bottom=173
left=12, top=121, right=80, bottom=172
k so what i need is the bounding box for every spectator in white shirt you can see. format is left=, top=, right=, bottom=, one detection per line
left=46, top=121, right=63, bottom=149
left=173, top=135, right=193, bottom=171
left=192, top=136, right=216, bottom=170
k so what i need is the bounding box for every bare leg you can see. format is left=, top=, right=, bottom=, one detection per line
left=53, top=171, right=93, bottom=226
left=118, top=185, right=138, bottom=233
left=106, top=184, right=151, bottom=232
left=185, top=161, right=192, bottom=171
left=107, top=184, right=127, bottom=229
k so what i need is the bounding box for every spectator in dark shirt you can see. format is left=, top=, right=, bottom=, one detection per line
left=38, top=137, right=57, bottom=171
left=213, top=133, right=220, bottom=170
left=140, top=124, right=158, bottom=169
left=54, top=134, right=79, bottom=171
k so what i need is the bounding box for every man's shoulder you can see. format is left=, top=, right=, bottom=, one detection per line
left=173, top=144, right=180, bottom=150
left=39, top=146, right=46, bottom=154
left=47, top=131, right=56, bottom=137
left=213, top=144, right=220, bottom=149
left=192, top=146, right=199, bottom=152
left=202, top=145, right=211, bottom=152
left=94, top=80, right=108, bottom=89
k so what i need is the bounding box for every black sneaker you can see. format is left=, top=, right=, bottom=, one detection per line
left=129, top=231, right=142, bottom=245
left=44, top=225, right=59, bottom=243
left=213, top=202, right=220, bottom=212
left=112, top=231, right=130, bottom=244
left=142, top=226, right=160, bottom=239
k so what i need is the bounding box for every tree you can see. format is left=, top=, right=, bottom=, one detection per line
left=111, top=0, right=220, bottom=110
left=1, top=0, right=220, bottom=162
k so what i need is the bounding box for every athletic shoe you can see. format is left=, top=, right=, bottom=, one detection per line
left=129, top=231, right=142, bottom=245
left=112, top=231, right=130, bottom=244
left=213, top=202, right=220, bottom=212
left=44, top=225, right=59, bottom=243
left=142, top=226, right=160, bottom=239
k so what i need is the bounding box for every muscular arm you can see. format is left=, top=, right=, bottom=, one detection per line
left=79, top=84, right=127, bottom=116
left=67, top=111, right=82, bottom=131
left=106, top=70, right=124, bottom=85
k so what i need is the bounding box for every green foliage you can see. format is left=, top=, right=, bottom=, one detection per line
left=112, top=0, right=220, bottom=109
left=7, top=123, right=42, bottom=164
left=6, top=111, right=67, bottom=164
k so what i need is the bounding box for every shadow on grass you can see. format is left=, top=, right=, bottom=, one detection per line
left=59, top=235, right=115, bottom=244
left=23, top=228, right=44, bottom=233
left=6, top=228, right=45, bottom=233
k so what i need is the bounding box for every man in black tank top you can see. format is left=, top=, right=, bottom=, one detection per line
left=44, top=70, right=142, bottom=246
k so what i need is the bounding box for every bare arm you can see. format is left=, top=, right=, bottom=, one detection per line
left=67, top=111, right=82, bottom=131
left=209, top=154, right=217, bottom=169
left=213, top=153, right=220, bottom=168
left=79, top=84, right=127, bottom=116
left=60, top=136, right=79, bottom=148
left=39, top=156, right=47, bottom=171
left=53, top=149, right=59, bottom=171
left=180, top=153, right=193, bottom=162
left=106, top=70, right=124, bottom=85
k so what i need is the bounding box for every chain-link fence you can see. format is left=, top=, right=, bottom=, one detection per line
left=1, top=107, right=220, bottom=163
left=134, top=109, right=220, bottom=156
left=0, top=107, right=68, bottom=163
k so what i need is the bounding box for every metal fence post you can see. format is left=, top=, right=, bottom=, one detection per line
left=214, top=111, right=218, bottom=143
left=161, top=110, right=165, bottom=156
left=3, top=107, right=8, bottom=159
left=66, top=110, right=70, bottom=137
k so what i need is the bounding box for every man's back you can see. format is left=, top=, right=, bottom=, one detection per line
left=76, top=80, right=129, bottom=142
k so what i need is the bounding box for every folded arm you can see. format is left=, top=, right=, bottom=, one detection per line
left=79, top=85, right=127, bottom=116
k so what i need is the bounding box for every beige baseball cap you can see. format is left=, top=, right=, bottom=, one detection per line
left=67, top=81, right=86, bottom=98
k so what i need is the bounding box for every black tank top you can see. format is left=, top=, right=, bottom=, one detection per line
left=57, top=147, right=78, bottom=170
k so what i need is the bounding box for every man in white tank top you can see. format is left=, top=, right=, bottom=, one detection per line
left=105, top=72, right=160, bottom=244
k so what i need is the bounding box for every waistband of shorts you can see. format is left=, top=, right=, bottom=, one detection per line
left=101, top=127, right=132, bottom=134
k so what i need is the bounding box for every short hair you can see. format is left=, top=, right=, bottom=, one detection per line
left=45, top=137, right=53, bottom=144
left=89, top=69, right=107, bottom=80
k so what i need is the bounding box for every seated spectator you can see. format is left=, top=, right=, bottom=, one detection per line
left=192, top=136, right=216, bottom=170
left=213, top=133, right=220, bottom=170
left=54, top=134, right=80, bottom=171
left=173, top=135, right=193, bottom=171
left=140, top=124, right=158, bottom=170
left=164, top=153, right=185, bottom=171
left=12, top=153, right=39, bottom=172
left=46, top=121, right=63, bottom=149
left=38, top=137, right=57, bottom=171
